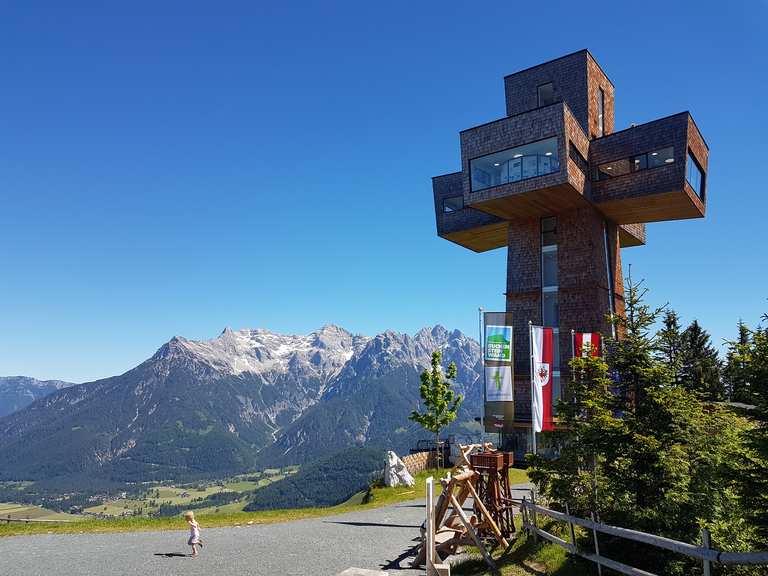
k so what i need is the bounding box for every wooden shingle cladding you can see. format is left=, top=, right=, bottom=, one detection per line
left=589, top=112, right=706, bottom=223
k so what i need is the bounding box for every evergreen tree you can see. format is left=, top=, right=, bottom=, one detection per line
left=409, top=350, right=462, bottom=469
left=723, top=320, right=753, bottom=403
left=607, top=271, right=667, bottom=414
left=680, top=320, right=723, bottom=400
left=736, top=318, right=768, bottom=542
left=527, top=351, right=625, bottom=516
left=530, top=275, right=756, bottom=575
left=656, top=309, right=684, bottom=384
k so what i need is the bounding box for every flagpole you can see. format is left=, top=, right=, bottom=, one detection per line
left=479, top=307, right=485, bottom=440
left=528, top=320, right=536, bottom=456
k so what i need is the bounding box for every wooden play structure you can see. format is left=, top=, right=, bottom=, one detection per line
left=414, top=444, right=518, bottom=573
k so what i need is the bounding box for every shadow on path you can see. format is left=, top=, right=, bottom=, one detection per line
left=323, top=520, right=419, bottom=529
left=379, top=542, right=421, bottom=571
left=153, top=552, right=190, bottom=558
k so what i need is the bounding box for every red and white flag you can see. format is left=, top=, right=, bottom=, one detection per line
left=530, top=325, right=554, bottom=433
left=574, top=332, right=601, bottom=358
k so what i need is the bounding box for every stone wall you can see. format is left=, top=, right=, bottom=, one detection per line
left=401, top=451, right=438, bottom=476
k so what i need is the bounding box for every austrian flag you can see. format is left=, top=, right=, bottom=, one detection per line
left=530, top=325, right=554, bottom=432
left=574, top=332, right=601, bottom=357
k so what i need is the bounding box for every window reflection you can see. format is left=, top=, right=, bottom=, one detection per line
left=686, top=151, right=704, bottom=198
left=442, top=196, right=464, bottom=213
left=594, top=146, right=675, bottom=181
left=470, top=137, right=559, bottom=192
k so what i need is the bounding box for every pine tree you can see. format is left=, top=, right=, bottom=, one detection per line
left=409, top=350, right=462, bottom=469
left=737, top=319, right=768, bottom=542
left=656, top=309, right=684, bottom=384
left=527, top=351, right=625, bottom=515
left=723, top=320, right=753, bottom=403
left=679, top=320, right=723, bottom=401
left=607, top=271, right=667, bottom=413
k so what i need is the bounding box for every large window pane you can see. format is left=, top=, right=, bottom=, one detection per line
left=687, top=150, right=704, bottom=197
left=648, top=147, right=675, bottom=168
left=542, top=248, right=558, bottom=288
left=470, top=137, right=559, bottom=192
left=543, top=291, right=559, bottom=327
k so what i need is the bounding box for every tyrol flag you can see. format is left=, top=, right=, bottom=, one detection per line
left=574, top=332, right=601, bottom=358
left=530, top=325, right=554, bottom=433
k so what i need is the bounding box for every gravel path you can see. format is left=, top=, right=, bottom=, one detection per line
left=0, top=501, right=427, bottom=576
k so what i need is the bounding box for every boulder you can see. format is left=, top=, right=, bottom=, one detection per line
left=384, top=450, right=415, bottom=487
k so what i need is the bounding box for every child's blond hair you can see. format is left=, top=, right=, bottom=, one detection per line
left=184, top=511, right=195, bottom=520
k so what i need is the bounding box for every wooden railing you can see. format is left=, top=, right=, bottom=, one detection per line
left=520, top=497, right=768, bottom=576
left=2, top=516, right=74, bottom=524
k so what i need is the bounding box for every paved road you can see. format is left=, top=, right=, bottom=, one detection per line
left=0, top=501, right=426, bottom=576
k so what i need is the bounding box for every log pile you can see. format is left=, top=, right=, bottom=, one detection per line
left=413, top=444, right=517, bottom=571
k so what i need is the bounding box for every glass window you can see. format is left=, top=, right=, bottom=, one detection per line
left=543, top=291, right=559, bottom=327
left=648, top=147, right=675, bottom=168
left=594, top=147, right=675, bottom=181
left=541, top=217, right=557, bottom=246
left=470, top=137, right=559, bottom=192
left=597, top=88, right=605, bottom=137
left=630, top=154, right=647, bottom=172
left=686, top=150, right=704, bottom=198
left=542, top=247, right=557, bottom=288
left=442, top=196, right=464, bottom=213
left=537, top=83, right=554, bottom=107
left=594, top=158, right=630, bottom=179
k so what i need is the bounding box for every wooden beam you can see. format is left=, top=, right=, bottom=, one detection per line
left=448, top=493, right=496, bottom=571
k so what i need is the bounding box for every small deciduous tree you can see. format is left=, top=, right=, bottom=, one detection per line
left=409, top=350, right=463, bottom=469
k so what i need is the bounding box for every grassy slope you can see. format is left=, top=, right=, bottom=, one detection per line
left=452, top=518, right=593, bottom=576
left=0, top=467, right=534, bottom=540
left=0, top=469, right=452, bottom=538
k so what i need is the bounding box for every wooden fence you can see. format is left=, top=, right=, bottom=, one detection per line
left=1, top=516, right=74, bottom=524
left=520, top=496, right=768, bottom=576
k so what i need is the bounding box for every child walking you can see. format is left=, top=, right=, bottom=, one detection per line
left=184, top=511, right=203, bottom=557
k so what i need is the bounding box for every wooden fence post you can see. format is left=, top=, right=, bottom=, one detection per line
left=426, top=476, right=436, bottom=569
left=530, top=489, right=539, bottom=543
left=702, top=528, right=711, bottom=576
left=565, top=503, right=577, bottom=552
left=590, top=512, right=603, bottom=576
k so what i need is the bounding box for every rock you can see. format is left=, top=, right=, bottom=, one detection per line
left=383, top=451, right=415, bottom=487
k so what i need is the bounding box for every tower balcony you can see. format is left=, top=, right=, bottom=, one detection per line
left=589, top=112, right=708, bottom=224
left=432, top=172, right=507, bottom=252
left=459, top=102, right=592, bottom=220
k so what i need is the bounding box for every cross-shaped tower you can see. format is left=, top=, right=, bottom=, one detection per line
left=432, top=50, right=709, bottom=448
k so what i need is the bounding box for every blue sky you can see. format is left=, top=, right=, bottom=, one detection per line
left=1, top=1, right=766, bottom=382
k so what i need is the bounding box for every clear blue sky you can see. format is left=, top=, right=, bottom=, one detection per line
left=1, top=1, right=767, bottom=382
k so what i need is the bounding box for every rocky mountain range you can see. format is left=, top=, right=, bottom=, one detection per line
left=0, top=325, right=481, bottom=484
left=0, top=376, right=74, bottom=418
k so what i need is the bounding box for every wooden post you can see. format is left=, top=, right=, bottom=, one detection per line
left=448, top=493, right=496, bottom=572
left=565, top=503, right=577, bottom=551
left=464, top=478, right=509, bottom=548
left=530, top=489, right=539, bottom=543
left=521, top=496, right=529, bottom=532
left=702, top=528, right=711, bottom=576
left=590, top=512, right=603, bottom=576
left=426, top=477, right=436, bottom=568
